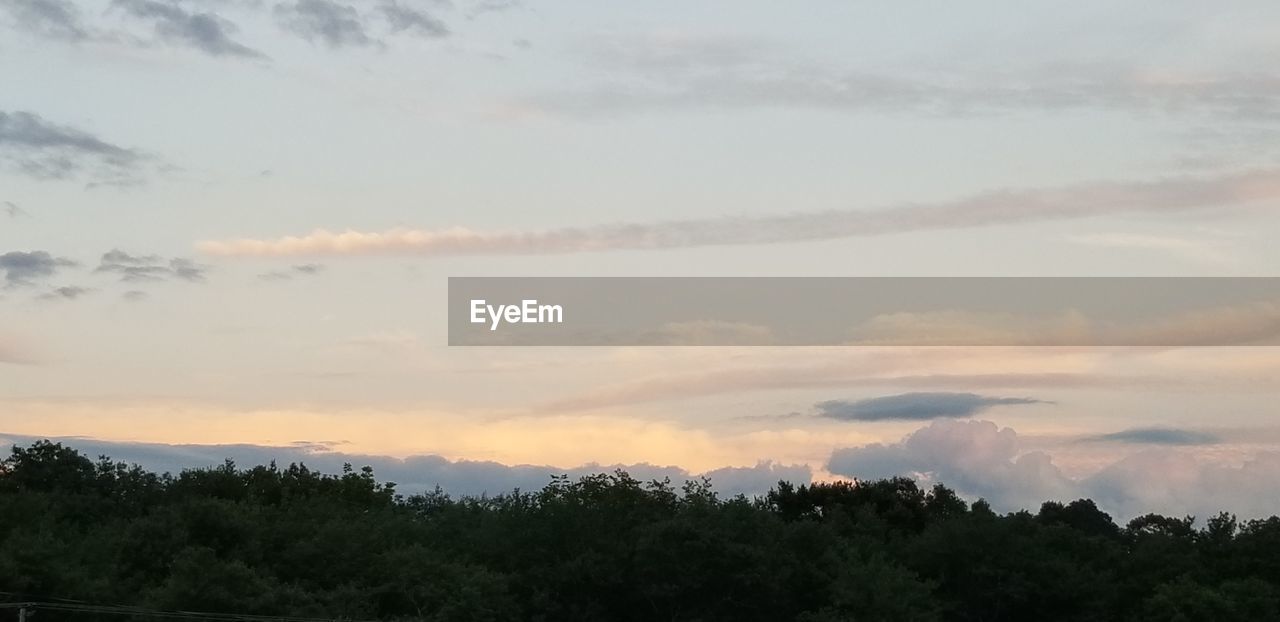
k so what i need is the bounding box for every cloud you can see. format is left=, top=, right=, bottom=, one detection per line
left=828, top=419, right=1075, bottom=512
left=273, top=0, right=375, bottom=48
left=0, top=433, right=811, bottom=498
left=1066, top=232, right=1238, bottom=265
left=112, top=0, right=267, bottom=59
left=526, top=34, right=1280, bottom=119
left=121, top=289, right=148, bottom=301
left=258, top=262, right=325, bottom=281
left=816, top=392, right=1043, bottom=422
left=3, top=201, right=26, bottom=218
left=827, top=419, right=1280, bottom=520
left=1080, top=427, right=1220, bottom=446
left=539, top=364, right=1140, bottom=415
left=0, top=110, right=159, bottom=185
left=197, top=168, right=1280, bottom=257
left=0, top=250, right=77, bottom=287
left=378, top=0, right=447, bottom=37
left=0, top=0, right=88, bottom=41
left=465, top=0, right=519, bottom=19
left=95, top=249, right=208, bottom=282
left=38, top=285, right=93, bottom=300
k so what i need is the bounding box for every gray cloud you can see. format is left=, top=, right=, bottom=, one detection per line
left=817, top=392, right=1043, bottom=422
left=0, top=110, right=159, bottom=185
left=95, top=249, right=208, bottom=282
left=113, top=0, right=267, bottom=58
left=0, top=0, right=88, bottom=41
left=378, top=0, right=446, bottom=37
left=1080, top=427, right=1220, bottom=446
left=258, top=262, right=325, bottom=281
left=827, top=419, right=1280, bottom=521
left=465, top=0, right=518, bottom=19
left=3, top=201, right=26, bottom=218
left=38, top=285, right=93, bottom=300
left=121, top=289, right=149, bottom=301
left=0, top=250, right=77, bottom=287
left=273, top=0, right=374, bottom=48
left=198, top=168, right=1280, bottom=257
left=0, top=434, right=811, bottom=498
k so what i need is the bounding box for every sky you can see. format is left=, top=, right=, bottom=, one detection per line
left=3, top=0, right=1280, bottom=520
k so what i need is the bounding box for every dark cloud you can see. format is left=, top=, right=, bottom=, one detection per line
left=378, top=0, right=446, bottom=37
left=38, top=285, right=92, bottom=300
left=113, top=0, right=267, bottom=59
left=0, top=434, right=811, bottom=498
left=0, top=110, right=158, bottom=185
left=258, top=262, right=325, bottom=281
left=816, top=392, right=1043, bottom=422
left=121, top=289, right=149, bottom=301
left=95, top=249, right=208, bottom=283
left=0, top=0, right=88, bottom=41
left=0, top=250, right=77, bottom=287
left=3, top=201, right=26, bottom=218
left=273, top=0, right=375, bottom=48
left=1081, top=427, right=1219, bottom=446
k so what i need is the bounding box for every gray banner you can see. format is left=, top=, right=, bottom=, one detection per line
left=448, top=277, right=1280, bottom=346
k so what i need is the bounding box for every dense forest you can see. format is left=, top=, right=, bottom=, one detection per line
left=3, top=441, right=1280, bottom=621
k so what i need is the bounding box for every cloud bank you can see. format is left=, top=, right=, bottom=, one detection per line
left=828, top=419, right=1280, bottom=521
left=198, top=168, right=1280, bottom=257
left=0, top=434, right=810, bottom=498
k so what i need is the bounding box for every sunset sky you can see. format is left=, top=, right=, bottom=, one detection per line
left=3, top=0, right=1280, bottom=519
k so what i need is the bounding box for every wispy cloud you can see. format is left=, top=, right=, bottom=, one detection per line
left=273, top=0, right=376, bottom=48
left=379, top=0, right=448, bottom=37
left=0, top=110, right=163, bottom=186
left=198, top=168, right=1280, bottom=257
left=1079, top=427, right=1220, bottom=446
left=95, top=249, right=208, bottom=282
left=522, top=33, right=1280, bottom=120
left=38, top=285, right=93, bottom=300
left=816, top=392, right=1044, bottom=422
left=258, top=263, right=326, bottom=281
left=1066, top=232, right=1239, bottom=265
left=0, top=0, right=88, bottom=41
left=113, top=0, right=268, bottom=59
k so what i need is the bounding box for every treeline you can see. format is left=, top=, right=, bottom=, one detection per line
left=3, top=441, right=1280, bottom=621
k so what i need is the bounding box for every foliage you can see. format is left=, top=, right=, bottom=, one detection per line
left=2, top=441, right=1278, bottom=621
